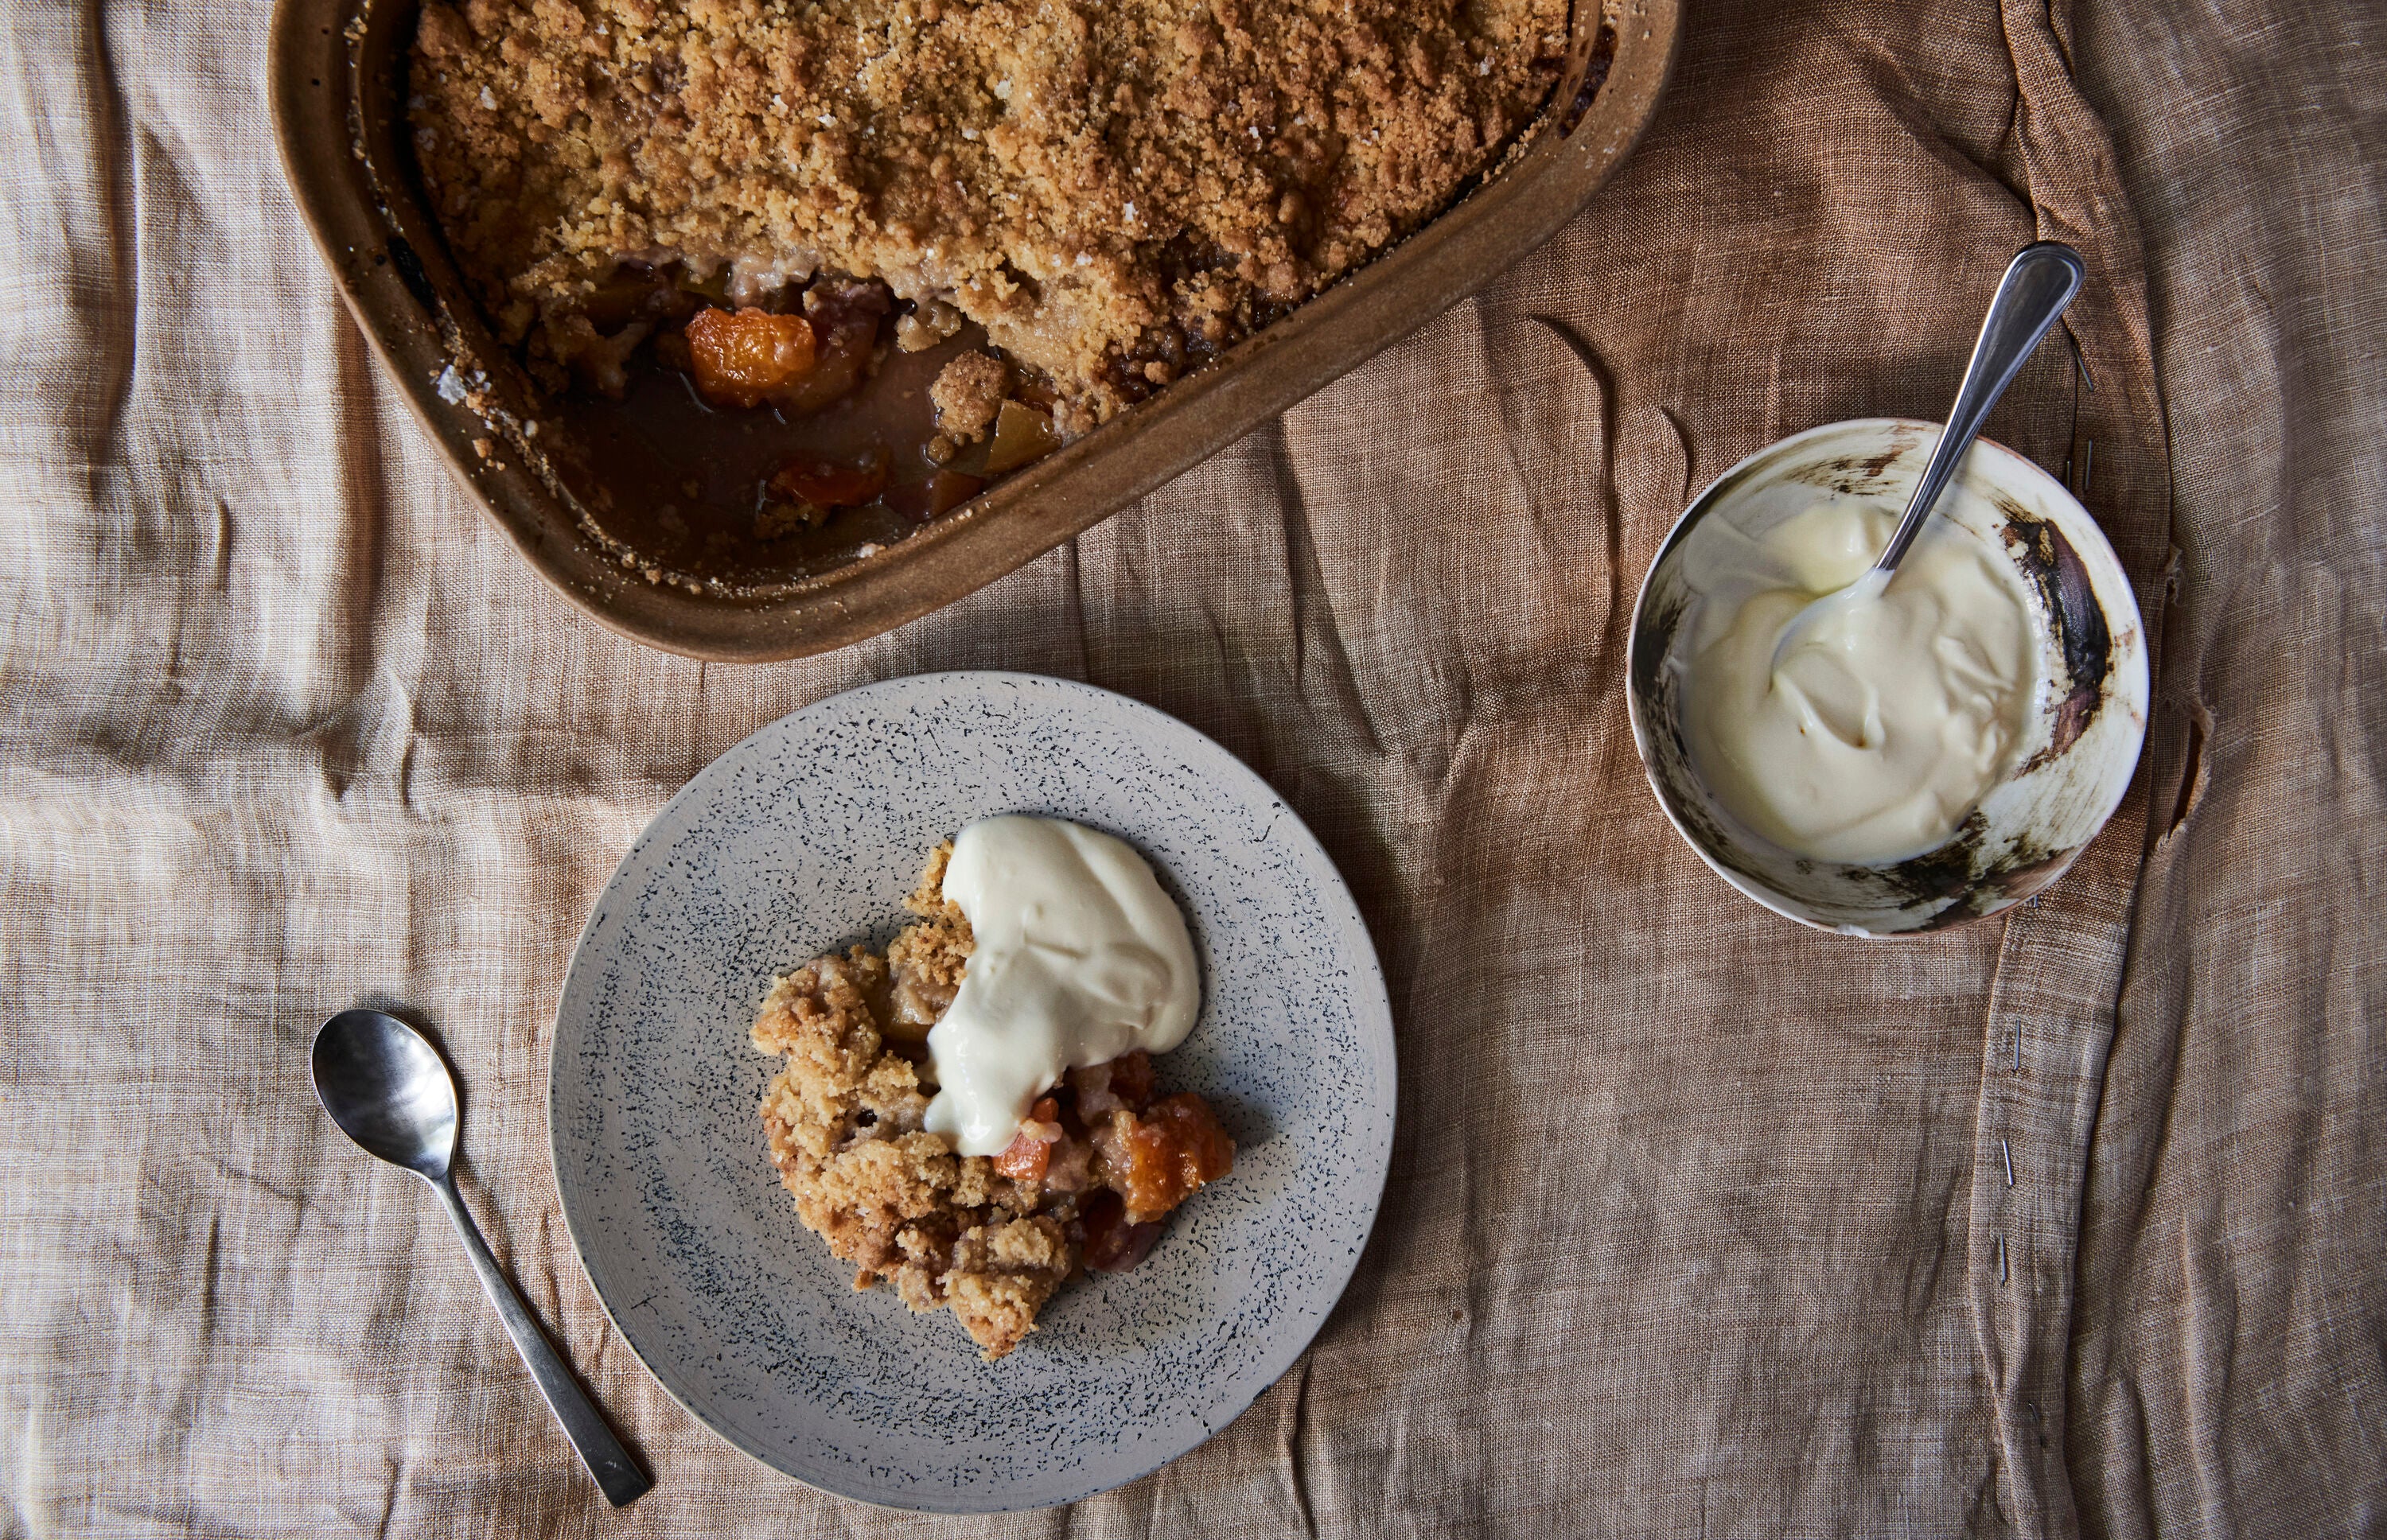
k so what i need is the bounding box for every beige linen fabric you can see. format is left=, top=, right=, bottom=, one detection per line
left=0, top=0, right=2378, bottom=1535
left=2066, top=7, right=2387, bottom=1537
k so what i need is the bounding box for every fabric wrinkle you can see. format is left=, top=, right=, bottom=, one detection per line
left=1264, top=418, right=1388, bottom=763
left=1282, top=1358, right=1320, bottom=1540
left=1656, top=403, right=1697, bottom=507
left=328, top=320, right=397, bottom=703
left=1521, top=314, right=1626, bottom=673
left=1061, top=536, right=1095, bottom=682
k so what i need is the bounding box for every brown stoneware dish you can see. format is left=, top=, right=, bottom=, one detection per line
left=268, top=0, right=1678, bottom=660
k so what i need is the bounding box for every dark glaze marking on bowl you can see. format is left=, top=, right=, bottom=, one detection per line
left=1786, top=425, right=1927, bottom=500
left=1626, top=583, right=1781, bottom=892
left=1629, top=585, right=1692, bottom=707
left=1986, top=845, right=2073, bottom=904
left=1867, top=814, right=1990, bottom=908
left=1845, top=815, right=2068, bottom=931
left=1930, top=841, right=2067, bottom=928
left=1999, top=499, right=2114, bottom=769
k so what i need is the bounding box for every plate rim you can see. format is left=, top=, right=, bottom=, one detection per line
left=545, top=669, right=1398, bottom=1511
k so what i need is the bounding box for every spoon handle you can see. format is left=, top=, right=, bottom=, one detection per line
left=431, top=1172, right=656, bottom=1507
left=1875, top=241, right=2085, bottom=574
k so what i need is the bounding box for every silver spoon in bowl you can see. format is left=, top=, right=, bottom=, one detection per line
left=1769, top=241, right=2086, bottom=675
left=311, top=1009, right=654, bottom=1507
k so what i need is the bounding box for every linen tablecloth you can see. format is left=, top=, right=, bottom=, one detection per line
left=2, top=0, right=2380, bottom=1533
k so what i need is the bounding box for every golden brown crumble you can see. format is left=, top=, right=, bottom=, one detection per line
left=929, top=351, right=1010, bottom=443
left=409, top=0, right=1572, bottom=430
left=749, top=842, right=1233, bottom=1359
left=885, top=838, right=970, bottom=1038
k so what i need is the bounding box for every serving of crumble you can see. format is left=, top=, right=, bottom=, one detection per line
left=750, top=842, right=1234, bottom=1359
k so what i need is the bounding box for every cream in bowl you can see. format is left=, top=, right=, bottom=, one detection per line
left=1627, top=418, right=2149, bottom=935
left=1684, top=497, right=2036, bottom=864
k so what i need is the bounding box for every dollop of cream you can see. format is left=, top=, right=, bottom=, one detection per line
left=922, top=816, right=1200, bottom=1157
left=1681, top=499, right=2034, bottom=864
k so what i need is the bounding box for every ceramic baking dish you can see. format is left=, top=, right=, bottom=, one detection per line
left=269, top=0, right=1678, bottom=661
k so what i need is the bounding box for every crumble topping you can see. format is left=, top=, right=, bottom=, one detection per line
left=929, top=351, right=1010, bottom=444
left=409, top=0, right=1573, bottom=431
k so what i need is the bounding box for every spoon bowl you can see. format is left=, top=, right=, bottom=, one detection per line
left=310, top=1009, right=458, bottom=1177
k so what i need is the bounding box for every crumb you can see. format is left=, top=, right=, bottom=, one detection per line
left=753, top=500, right=827, bottom=539
left=895, top=299, right=967, bottom=352
left=929, top=351, right=1010, bottom=444
left=944, top=1215, right=1073, bottom=1356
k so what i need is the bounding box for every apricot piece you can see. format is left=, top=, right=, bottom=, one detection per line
left=769, top=448, right=890, bottom=510
left=991, top=1097, right=1061, bottom=1183
left=684, top=305, right=816, bottom=409
left=925, top=469, right=985, bottom=517
left=984, top=400, right=1061, bottom=474
left=1098, top=1093, right=1233, bottom=1223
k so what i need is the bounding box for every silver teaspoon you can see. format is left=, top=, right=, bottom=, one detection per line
left=311, top=1009, right=653, bottom=1507
left=1769, top=241, right=2086, bottom=675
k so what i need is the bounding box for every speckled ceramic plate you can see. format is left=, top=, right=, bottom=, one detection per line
left=551, top=671, right=1394, bottom=1511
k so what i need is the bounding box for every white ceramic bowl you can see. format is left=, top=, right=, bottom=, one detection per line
left=550, top=672, right=1395, bottom=1510
left=1626, top=418, right=2149, bottom=935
